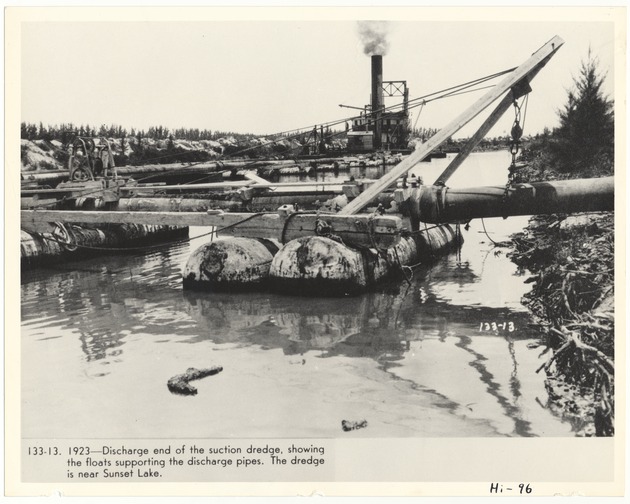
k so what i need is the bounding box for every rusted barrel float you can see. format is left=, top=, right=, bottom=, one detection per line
left=183, top=237, right=280, bottom=291
left=21, top=224, right=188, bottom=267
left=414, top=223, right=463, bottom=258
left=269, top=224, right=461, bottom=296
left=182, top=224, right=461, bottom=295
left=268, top=235, right=415, bottom=295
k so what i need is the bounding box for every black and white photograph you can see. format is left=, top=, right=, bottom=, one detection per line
left=5, top=4, right=626, bottom=498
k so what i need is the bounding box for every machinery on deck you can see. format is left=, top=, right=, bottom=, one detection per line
left=68, top=136, right=116, bottom=181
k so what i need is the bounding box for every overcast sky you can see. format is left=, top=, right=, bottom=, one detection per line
left=19, top=10, right=618, bottom=139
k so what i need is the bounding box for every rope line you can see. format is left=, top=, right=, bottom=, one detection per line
left=480, top=217, right=500, bottom=246
left=131, top=74, right=505, bottom=182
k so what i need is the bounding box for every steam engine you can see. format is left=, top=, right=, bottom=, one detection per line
left=347, top=54, right=410, bottom=152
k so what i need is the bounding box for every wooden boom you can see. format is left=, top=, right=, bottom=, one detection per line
left=21, top=210, right=402, bottom=249
left=339, top=35, right=564, bottom=215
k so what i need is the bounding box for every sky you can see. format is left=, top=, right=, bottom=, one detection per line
left=18, top=9, right=620, bottom=140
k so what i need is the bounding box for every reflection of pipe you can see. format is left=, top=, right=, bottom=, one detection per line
left=417, top=177, right=613, bottom=223
left=454, top=334, right=533, bottom=436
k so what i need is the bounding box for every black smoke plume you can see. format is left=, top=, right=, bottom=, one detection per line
left=357, top=21, right=390, bottom=56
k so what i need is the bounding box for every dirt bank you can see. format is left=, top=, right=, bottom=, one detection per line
left=509, top=212, right=614, bottom=436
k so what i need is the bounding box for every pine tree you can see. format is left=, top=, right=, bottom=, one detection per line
left=552, top=49, right=614, bottom=173
left=28, top=124, right=37, bottom=140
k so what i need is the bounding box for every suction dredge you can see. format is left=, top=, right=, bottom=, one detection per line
left=21, top=36, right=613, bottom=296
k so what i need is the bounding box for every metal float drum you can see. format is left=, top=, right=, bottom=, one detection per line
left=183, top=237, right=280, bottom=291
left=269, top=236, right=369, bottom=296
left=269, top=235, right=420, bottom=296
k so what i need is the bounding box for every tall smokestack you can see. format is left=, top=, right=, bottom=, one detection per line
left=371, top=55, right=383, bottom=150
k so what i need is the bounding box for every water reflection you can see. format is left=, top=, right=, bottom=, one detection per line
left=280, top=164, right=390, bottom=185
left=177, top=261, right=542, bottom=436
left=453, top=334, right=532, bottom=436
left=23, top=247, right=533, bottom=366
left=21, top=245, right=192, bottom=362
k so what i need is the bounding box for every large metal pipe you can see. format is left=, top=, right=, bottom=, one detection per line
left=415, top=176, right=614, bottom=223
left=371, top=55, right=383, bottom=150
left=21, top=224, right=187, bottom=267
left=20, top=159, right=299, bottom=186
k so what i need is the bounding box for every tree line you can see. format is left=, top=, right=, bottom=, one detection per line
left=20, top=122, right=258, bottom=144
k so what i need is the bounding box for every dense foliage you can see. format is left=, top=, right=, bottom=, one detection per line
left=518, top=51, right=614, bottom=181
left=554, top=50, right=614, bottom=171
left=510, top=214, right=614, bottom=436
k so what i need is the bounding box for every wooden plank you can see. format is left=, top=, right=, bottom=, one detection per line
left=243, top=171, right=270, bottom=185
left=113, top=159, right=297, bottom=176
left=21, top=184, right=105, bottom=196
left=20, top=180, right=350, bottom=197
left=121, top=181, right=355, bottom=191
left=339, top=35, right=564, bottom=215
left=251, top=181, right=371, bottom=189
left=21, top=210, right=402, bottom=248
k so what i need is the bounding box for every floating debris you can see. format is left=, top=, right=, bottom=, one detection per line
left=167, top=366, right=223, bottom=396
left=341, top=419, right=368, bottom=432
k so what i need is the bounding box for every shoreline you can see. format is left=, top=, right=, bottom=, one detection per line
left=508, top=212, right=614, bottom=436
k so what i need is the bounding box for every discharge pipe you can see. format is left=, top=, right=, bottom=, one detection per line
left=414, top=176, right=614, bottom=223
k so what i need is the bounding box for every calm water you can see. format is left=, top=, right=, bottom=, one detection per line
left=21, top=151, right=576, bottom=438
